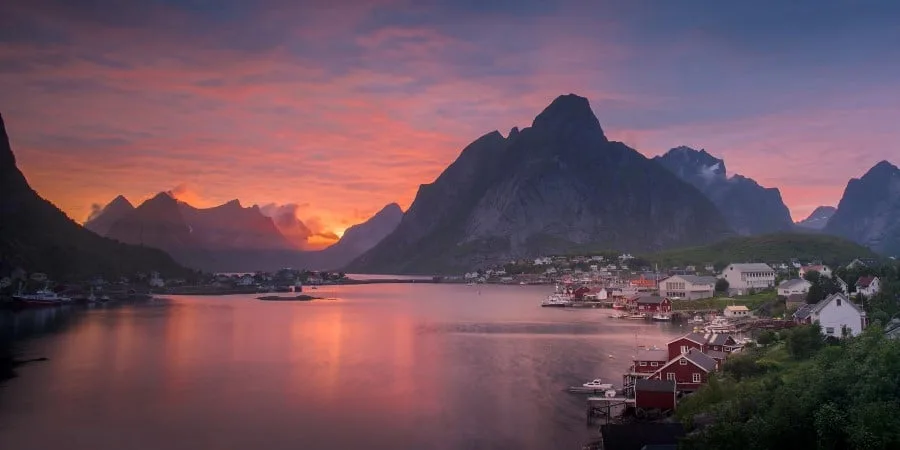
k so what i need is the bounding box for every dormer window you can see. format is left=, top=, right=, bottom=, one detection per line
left=837, top=298, right=842, bottom=306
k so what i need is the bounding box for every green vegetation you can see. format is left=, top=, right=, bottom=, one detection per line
left=643, top=232, right=879, bottom=268
left=672, top=291, right=777, bottom=313
left=677, top=324, right=900, bottom=449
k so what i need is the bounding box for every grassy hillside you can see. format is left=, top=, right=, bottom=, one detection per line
left=644, top=232, right=879, bottom=267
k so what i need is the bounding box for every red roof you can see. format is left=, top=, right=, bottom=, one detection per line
left=857, top=276, right=876, bottom=288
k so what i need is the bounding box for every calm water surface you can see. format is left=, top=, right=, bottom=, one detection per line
left=0, top=284, right=686, bottom=449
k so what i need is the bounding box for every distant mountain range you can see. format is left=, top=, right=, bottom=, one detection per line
left=0, top=113, right=191, bottom=280
left=825, top=161, right=900, bottom=257
left=653, top=146, right=794, bottom=235
left=86, top=191, right=403, bottom=272
left=346, top=94, right=733, bottom=274
left=795, top=206, right=837, bottom=230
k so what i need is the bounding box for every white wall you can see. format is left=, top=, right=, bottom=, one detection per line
left=815, top=298, right=864, bottom=337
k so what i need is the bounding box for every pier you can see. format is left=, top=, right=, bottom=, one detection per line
left=585, top=396, right=634, bottom=425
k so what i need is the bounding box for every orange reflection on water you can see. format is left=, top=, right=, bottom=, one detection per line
left=288, top=304, right=344, bottom=402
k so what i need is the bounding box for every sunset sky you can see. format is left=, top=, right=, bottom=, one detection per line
left=2, top=0, right=899, bottom=237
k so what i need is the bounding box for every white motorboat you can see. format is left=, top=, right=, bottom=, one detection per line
left=583, top=379, right=614, bottom=390
left=624, top=313, right=647, bottom=320
left=651, top=313, right=671, bottom=321
left=13, top=284, right=71, bottom=306
left=541, top=292, right=571, bottom=307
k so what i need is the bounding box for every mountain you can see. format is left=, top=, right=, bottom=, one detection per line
left=0, top=113, right=191, bottom=280
left=346, top=94, right=732, bottom=274
left=824, top=161, right=900, bottom=256
left=312, top=203, right=403, bottom=270
left=106, top=192, right=207, bottom=267
left=103, top=195, right=300, bottom=270
left=653, top=146, right=793, bottom=235
left=178, top=200, right=294, bottom=251
left=795, top=206, right=836, bottom=230
left=645, top=232, right=879, bottom=268
left=84, top=195, right=135, bottom=236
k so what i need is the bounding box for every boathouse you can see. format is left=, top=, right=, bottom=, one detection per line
left=634, top=379, right=677, bottom=412
left=631, top=348, right=669, bottom=374
left=649, top=348, right=718, bottom=392
left=633, top=296, right=672, bottom=314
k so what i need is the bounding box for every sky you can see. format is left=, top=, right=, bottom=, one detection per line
left=2, top=0, right=899, bottom=238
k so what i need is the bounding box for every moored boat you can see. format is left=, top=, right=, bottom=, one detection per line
left=624, top=313, right=647, bottom=320
left=651, top=313, right=671, bottom=321
left=13, top=284, right=71, bottom=307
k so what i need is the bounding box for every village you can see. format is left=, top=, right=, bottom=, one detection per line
left=523, top=256, right=891, bottom=449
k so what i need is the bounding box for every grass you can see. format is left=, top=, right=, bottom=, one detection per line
left=643, top=232, right=879, bottom=267
left=673, top=291, right=777, bottom=312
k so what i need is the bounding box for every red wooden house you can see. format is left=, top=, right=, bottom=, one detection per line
left=648, top=348, right=718, bottom=392
left=666, top=333, right=708, bottom=360
left=634, top=379, right=677, bottom=411
left=633, top=296, right=672, bottom=314
left=630, top=348, right=669, bottom=374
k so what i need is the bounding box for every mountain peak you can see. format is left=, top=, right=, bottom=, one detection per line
left=864, top=160, right=899, bottom=178
left=0, top=112, right=17, bottom=171
left=221, top=199, right=243, bottom=209
left=531, top=94, right=605, bottom=139
left=656, top=146, right=727, bottom=178
left=379, top=202, right=403, bottom=215
left=109, top=195, right=133, bottom=208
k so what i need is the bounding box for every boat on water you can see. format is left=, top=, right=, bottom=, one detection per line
left=583, top=379, right=614, bottom=390
left=13, top=284, right=71, bottom=306
left=624, top=313, right=647, bottom=320
left=651, top=313, right=671, bottom=321
left=608, top=312, right=628, bottom=319
left=687, top=315, right=705, bottom=324
left=541, top=294, right=571, bottom=307
left=704, top=316, right=737, bottom=333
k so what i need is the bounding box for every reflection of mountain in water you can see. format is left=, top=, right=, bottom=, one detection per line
left=0, top=306, right=84, bottom=382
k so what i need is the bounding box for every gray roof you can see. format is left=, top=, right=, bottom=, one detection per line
left=636, top=296, right=666, bottom=305
left=635, top=349, right=669, bottom=362
left=727, top=263, right=774, bottom=273
left=786, top=293, right=807, bottom=305
left=706, top=350, right=727, bottom=360
left=635, top=379, right=676, bottom=393
left=778, top=279, right=810, bottom=290
left=793, top=303, right=814, bottom=320
left=679, top=332, right=709, bottom=345
left=705, top=334, right=734, bottom=346
left=683, top=348, right=718, bottom=372
left=665, top=275, right=717, bottom=286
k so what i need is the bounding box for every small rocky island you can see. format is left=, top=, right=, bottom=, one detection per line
left=257, top=294, right=321, bottom=301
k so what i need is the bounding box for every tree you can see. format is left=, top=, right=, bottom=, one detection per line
left=715, top=278, right=729, bottom=293
left=785, top=323, right=823, bottom=360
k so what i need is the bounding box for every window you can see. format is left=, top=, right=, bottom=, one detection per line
left=651, top=362, right=658, bottom=367
left=825, top=327, right=835, bottom=334
left=692, top=373, right=701, bottom=383
left=680, top=345, right=688, bottom=354
left=679, top=358, right=688, bottom=365
left=837, top=298, right=842, bottom=306
left=666, top=373, right=676, bottom=381
left=639, top=361, right=647, bottom=366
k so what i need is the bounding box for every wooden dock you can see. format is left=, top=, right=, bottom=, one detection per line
left=585, top=396, right=635, bottom=425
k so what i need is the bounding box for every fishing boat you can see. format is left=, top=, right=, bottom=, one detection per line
left=541, top=294, right=570, bottom=307
left=624, top=313, right=647, bottom=320
left=651, top=313, right=671, bottom=321
left=704, top=316, right=737, bottom=333
left=13, top=283, right=71, bottom=307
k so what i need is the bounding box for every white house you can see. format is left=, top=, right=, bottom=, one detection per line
left=856, top=276, right=881, bottom=297
left=659, top=275, right=717, bottom=300
left=724, top=305, right=751, bottom=318
left=722, top=263, right=776, bottom=295
left=835, top=277, right=849, bottom=295
left=534, top=257, right=552, bottom=265
left=793, top=293, right=867, bottom=337
left=799, top=265, right=832, bottom=279
left=777, top=279, right=812, bottom=297
left=148, top=272, right=165, bottom=288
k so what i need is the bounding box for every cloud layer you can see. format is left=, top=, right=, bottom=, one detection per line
left=2, top=0, right=899, bottom=226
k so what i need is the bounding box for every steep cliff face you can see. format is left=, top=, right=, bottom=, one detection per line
left=654, top=146, right=794, bottom=235
left=825, top=161, right=900, bottom=256
left=346, top=94, right=732, bottom=274
left=795, top=206, right=837, bottom=230
left=0, top=113, right=190, bottom=279
left=85, top=195, right=135, bottom=236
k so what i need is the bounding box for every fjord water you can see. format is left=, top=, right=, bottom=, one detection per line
left=0, top=284, right=685, bottom=450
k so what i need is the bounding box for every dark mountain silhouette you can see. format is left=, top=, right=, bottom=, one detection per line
left=654, top=146, right=793, bottom=235
left=312, top=203, right=403, bottom=270
left=178, top=200, right=294, bottom=251
left=795, top=206, right=837, bottom=230
left=825, top=161, right=900, bottom=256
left=0, top=113, right=191, bottom=280
left=346, top=94, right=732, bottom=274
left=84, top=195, right=135, bottom=236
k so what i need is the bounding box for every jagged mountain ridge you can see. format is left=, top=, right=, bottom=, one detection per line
left=84, top=195, right=134, bottom=236
left=312, top=203, right=403, bottom=270
left=346, top=94, right=733, bottom=274
left=653, top=146, right=794, bottom=235
left=0, top=113, right=191, bottom=279
left=795, top=206, right=837, bottom=230
left=825, top=161, right=900, bottom=256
